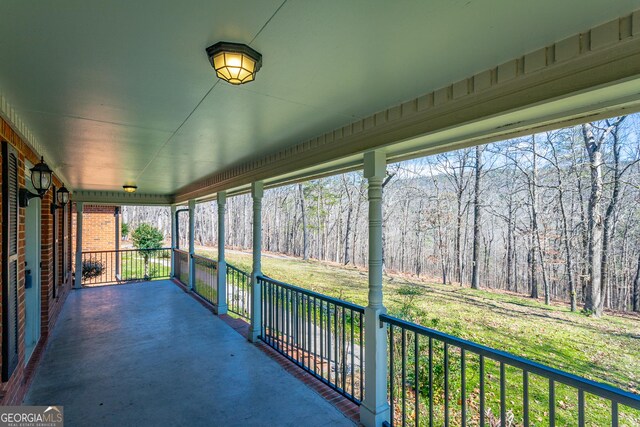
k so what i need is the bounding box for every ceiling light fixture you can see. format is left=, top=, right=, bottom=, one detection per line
left=206, top=41, right=262, bottom=85
left=123, top=185, right=137, bottom=193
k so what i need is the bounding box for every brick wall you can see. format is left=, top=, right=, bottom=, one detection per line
left=71, top=205, right=121, bottom=253
left=84, top=205, right=120, bottom=252
left=0, top=116, right=72, bottom=404
left=71, top=205, right=122, bottom=282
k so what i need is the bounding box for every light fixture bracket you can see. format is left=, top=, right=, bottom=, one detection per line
left=19, top=188, right=41, bottom=208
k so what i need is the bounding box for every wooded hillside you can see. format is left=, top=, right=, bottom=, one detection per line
left=123, top=116, right=640, bottom=314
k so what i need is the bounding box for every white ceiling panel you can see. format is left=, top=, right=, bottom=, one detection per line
left=1, top=0, right=639, bottom=194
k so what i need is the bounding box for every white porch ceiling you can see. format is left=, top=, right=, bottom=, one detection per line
left=1, top=1, right=640, bottom=195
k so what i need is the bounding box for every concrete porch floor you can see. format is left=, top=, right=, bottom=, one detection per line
left=25, top=280, right=355, bottom=427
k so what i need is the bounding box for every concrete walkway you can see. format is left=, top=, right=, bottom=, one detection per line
left=25, top=280, right=354, bottom=427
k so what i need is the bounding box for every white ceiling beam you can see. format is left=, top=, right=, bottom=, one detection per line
left=73, top=190, right=172, bottom=206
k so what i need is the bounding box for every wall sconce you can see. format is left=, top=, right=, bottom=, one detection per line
left=50, top=184, right=70, bottom=214
left=19, top=156, right=53, bottom=207
left=123, top=185, right=137, bottom=193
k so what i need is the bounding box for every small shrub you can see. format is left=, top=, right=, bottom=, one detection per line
left=82, top=259, right=104, bottom=280
left=121, top=222, right=130, bottom=239
left=132, top=224, right=164, bottom=278
left=131, top=223, right=164, bottom=250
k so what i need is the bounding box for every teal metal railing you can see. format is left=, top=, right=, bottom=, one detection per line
left=81, top=248, right=171, bottom=285
left=226, top=264, right=251, bottom=320
left=174, top=249, right=190, bottom=286
left=380, top=313, right=640, bottom=427
left=259, top=275, right=365, bottom=404
left=192, top=254, right=218, bottom=305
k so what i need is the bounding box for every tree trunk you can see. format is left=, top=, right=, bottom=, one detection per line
left=298, top=184, right=309, bottom=260
left=583, top=123, right=605, bottom=316
left=559, top=189, right=576, bottom=311
left=471, top=145, right=483, bottom=289
left=529, top=246, right=538, bottom=299
left=342, top=176, right=353, bottom=265
left=455, top=194, right=463, bottom=284
left=506, top=200, right=514, bottom=291
left=633, top=252, right=640, bottom=312
left=600, top=119, right=626, bottom=308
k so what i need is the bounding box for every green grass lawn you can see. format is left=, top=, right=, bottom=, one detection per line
left=197, top=248, right=640, bottom=425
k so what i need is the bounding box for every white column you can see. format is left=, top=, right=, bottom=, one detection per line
left=188, top=199, right=196, bottom=290
left=248, top=181, right=263, bottom=342
left=114, top=207, right=120, bottom=277
left=74, top=202, right=84, bottom=289
left=360, top=151, right=390, bottom=427
left=170, top=204, right=177, bottom=277
left=216, top=192, right=228, bottom=315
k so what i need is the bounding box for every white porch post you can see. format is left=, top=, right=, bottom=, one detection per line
left=74, top=201, right=84, bottom=289
left=216, top=192, right=228, bottom=315
left=360, top=151, right=390, bottom=427
left=188, top=199, right=196, bottom=290
left=248, top=181, right=263, bottom=342
left=170, top=204, right=177, bottom=277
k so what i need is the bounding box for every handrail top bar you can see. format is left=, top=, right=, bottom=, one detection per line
left=227, top=263, right=250, bottom=274
left=257, top=275, right=365, bottom=313
left=173, top=248, right=189, bottom=254
left=192, top=253, right=218, bottom=263
left=82, top=247, right=172, bottom=254
left=379, top=313, right=640, bottom=409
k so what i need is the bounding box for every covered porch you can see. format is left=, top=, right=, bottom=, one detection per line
left=1, top=1, right=640, bottom=426
left=25, top=279, right=353, bottom=426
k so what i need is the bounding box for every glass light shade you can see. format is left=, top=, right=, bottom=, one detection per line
left=30, top=156, right=53, bottom=196
left=57, top=185, right=70, bottom=205
left=206, top=42, right=262, bottom=85
left=123, top=185, right=137, bottom=193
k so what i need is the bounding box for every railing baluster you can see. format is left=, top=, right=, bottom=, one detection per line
left=359, top=311, right=364, bottom=401
left=480, top=355, right=485, bottom=427
left=402, top=327, right=407, bottom=427
left=333, top=304, right=340, bottom=387
left=444, top=343, right=449, bottom=427
left=300, top=292, right=305, bottom=370
left=294, top=292, right=304, bottom=352
left=351, top=309, right=355, bottom=398
left=327, top=302, right=332, bottom=385
left=308, top=296, right=313, bottom=372
left=414, top=331, right=419, bottom=427
left=429, top=337, right=433, bottom=427
left=314, top=296, right=318, bottom=378
left=501, top=362, right=506, bottom=427
left=523, top=370, right=529, bottom=427
left=461, top=348, right=466, bottom=427
left=320, top=299, right=324, bottom=381
left=268, top=279, right=272, bottom=340
left=261, top=278, right=265, bottom=338
left=578, top=389, right=584, bottom=427
left=275, top=284, right=280, bottom=349
left=285, top=288, right=290, bottom=350
left=342, top=306, right=346, bottom=393
left=390, top=325, right=395, bottom=427
left=612, top=401, right=618, bottom=427
left=549, top=379, right=555, bottom=427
